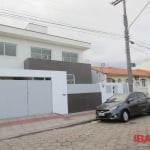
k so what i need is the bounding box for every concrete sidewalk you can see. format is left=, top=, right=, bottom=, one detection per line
left=0, top=111, right=95, bottom=141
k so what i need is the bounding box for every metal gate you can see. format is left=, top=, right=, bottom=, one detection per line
left=28, top=80, right=52, bottom=115
left=0, top=80, right=52, bottom=120
left=68, top=93, right=101, bottom=113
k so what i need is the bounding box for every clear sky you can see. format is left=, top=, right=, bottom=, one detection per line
left=0, top=0, right=149, bottom=68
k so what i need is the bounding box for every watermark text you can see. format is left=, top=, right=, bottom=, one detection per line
left=134, top=134, right=150, bottom=144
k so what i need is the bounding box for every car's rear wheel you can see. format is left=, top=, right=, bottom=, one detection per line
left=121, top=111, right=129, bottom=122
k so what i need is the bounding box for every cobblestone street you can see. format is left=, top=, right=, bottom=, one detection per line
left=0, top=115, right=150, bottom=150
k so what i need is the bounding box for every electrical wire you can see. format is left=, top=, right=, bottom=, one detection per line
left=0, top=8, right=123, bottom=39
left=130, top=45, right=150, bottom=54
left=133, top=39, right=150, bottom=47
left=1, top=8, right=150, bottom=46
left=133, top=43, right=150, bottom=50
left=129, top=1, right=150, bottom=28
left=130, top=40, right=150, bottom=50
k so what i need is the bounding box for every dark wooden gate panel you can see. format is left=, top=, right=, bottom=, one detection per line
left=68, top=92, right=101, bottom=113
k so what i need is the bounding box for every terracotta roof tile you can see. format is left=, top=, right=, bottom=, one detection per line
left=91, top=66, right=150, bottom=77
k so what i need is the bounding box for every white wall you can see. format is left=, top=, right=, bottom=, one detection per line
left=51, top=71, right=68, bottom=114
left=67, top=84, right=100, bottom=94
left=26, top=23, right=48, bottom=34
left=99, top=83, right=129, bottom=103
left=0, top=69, right=68, bottom=114
left=91, top=70, right=107, bottom=84
left=0, top=36, right=83, bottom=69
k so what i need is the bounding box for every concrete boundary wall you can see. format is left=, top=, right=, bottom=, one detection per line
left=99, top=83, right=129, bottom=103
left=67, top=84, right=101, bottom=113
left=0, top=69, right=68, bottom=115
left=67, top=84, right=100, bottom=94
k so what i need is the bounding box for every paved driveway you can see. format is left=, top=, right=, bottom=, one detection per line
left=0, top=115, right=150, bottom=150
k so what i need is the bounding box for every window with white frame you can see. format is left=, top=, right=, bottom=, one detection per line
left=31, top=47, right=51, bottom=60
left=141, top=79, right=146, bottom=87
left=118, top=78, right=122, bottom=83
left=62, top=52, right=78, bottom=63
left=67, top=74, right=75, bottom=84
left=0, top=42, right=16, bottom=56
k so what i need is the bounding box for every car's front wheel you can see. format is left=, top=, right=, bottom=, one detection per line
left=121, top=110, right=129, bottom=122
left=96, top=115, right=99, bottom=120
left=148, top=108, right=150, bottom=115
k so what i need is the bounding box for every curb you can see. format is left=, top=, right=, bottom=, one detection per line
left=0, top=118, right=96, bottom=141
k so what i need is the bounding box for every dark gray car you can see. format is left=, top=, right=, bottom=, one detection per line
left=96, top=92, right=150, bottom=122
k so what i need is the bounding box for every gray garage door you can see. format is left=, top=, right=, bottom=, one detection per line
left=0, top=80, right=52, bottom=120
left=28, top=80, right=52, bottom=116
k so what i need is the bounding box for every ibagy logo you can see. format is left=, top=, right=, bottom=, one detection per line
left=134, top=134, right=150, bottom=143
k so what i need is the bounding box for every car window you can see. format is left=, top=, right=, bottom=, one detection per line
left=136, top=92, right=146, bottom=99
left=106, top=93, right=128, bottom=103
left=128, top=93, right=138, bottom=101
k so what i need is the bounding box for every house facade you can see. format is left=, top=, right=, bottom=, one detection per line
left=0, top=23, right=91, bottom=83
left=0, top=23, right=101, bottom=119
left=92, top=66, right=150, bottom=94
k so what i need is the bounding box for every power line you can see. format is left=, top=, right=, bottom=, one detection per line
left=130, top=40, right=150, bottom=50
left=130, top=39, right=150, bottom=55
left=134, top=39, right=150, bottom=47
left=0, top=8, right=123, bottom=38
left=131, top=45, right=150, bottom=54
left=1, top=8, right=150, bottom=47
left=129, top=1, right=150, bottom=28
left=133, top=42, right=150, bottom=50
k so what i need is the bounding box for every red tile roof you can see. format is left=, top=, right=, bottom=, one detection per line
left=92, top=67, right=150, bottom=77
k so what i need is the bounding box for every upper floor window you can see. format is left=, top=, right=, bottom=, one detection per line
left=31, top=47, right=51, bottom=60
left=0, top=42, right=16, bottom=56
left=62, top=52, right=78, bottom=63
left=136, top=92, right=146, bottom=99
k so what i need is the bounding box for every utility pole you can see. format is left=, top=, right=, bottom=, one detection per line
left=111, top=0, right=133, bottom=92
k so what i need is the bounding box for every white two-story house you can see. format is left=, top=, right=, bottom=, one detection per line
left=0, top=23, right=102, bottom=119
left=0, top=23, right=92, bottom=84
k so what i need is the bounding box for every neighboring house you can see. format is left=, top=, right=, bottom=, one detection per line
left=0, top=23, right=92, bottom=84
left=92, top=66, right=150, bottom=88
left=92, top=66, right=150, bottom=101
